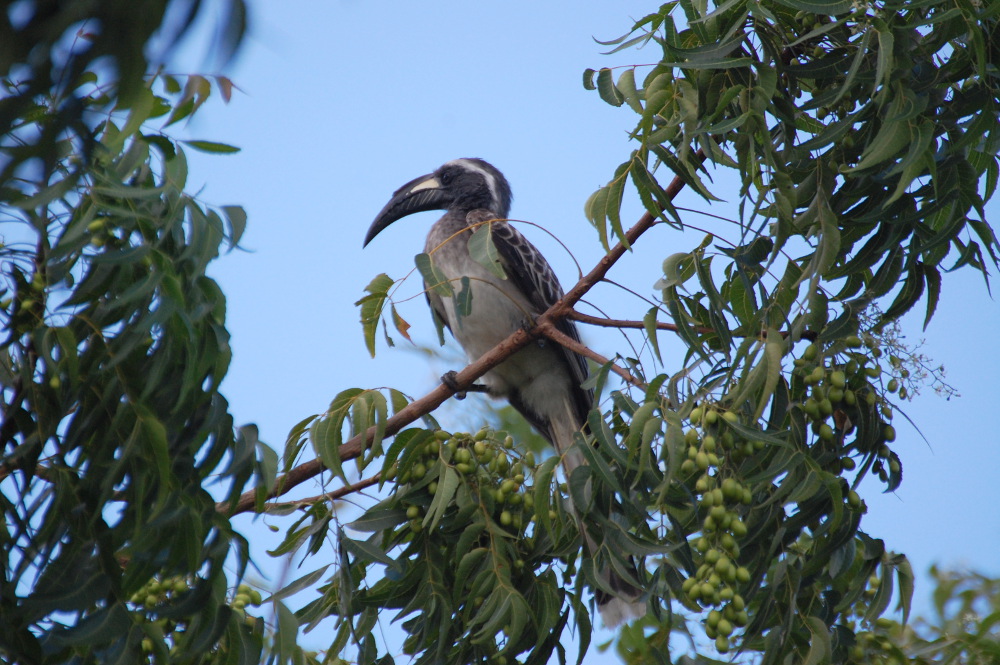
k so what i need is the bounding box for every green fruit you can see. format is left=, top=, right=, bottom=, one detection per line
left=818, top=423, right=834, bottom=440
left=406, top=505, right=420, bottom=519
left=703, top=435, right=717, bottom=453
left=846, top=335, right=862, bottom=348
left=884, top=425, right=896, bottom=442
left=803, top=343, right=819, bottom=361
left=715, top=635, right=730, bottom=652
left=500, top=510, right=513, bottom=526
left=690, top=407, right=704, bottom=423
left=722, top=411, right=739, bottom=423
left=704, top=410, right=719, bottom=426
left=887, top=378, right=899, bottom=393
left=717, top=618, right=733, bottom=636
left=695, top=452, right=710, bottom=471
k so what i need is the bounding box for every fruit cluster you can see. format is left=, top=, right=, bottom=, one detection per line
left=129, top=575, right=193, bottom=610
left=792, top=337, right=899, bottom=487
left=394, top=427, right=542, bottom=546
left=678, top=406, right=758, bottom=653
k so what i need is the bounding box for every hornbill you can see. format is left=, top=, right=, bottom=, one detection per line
left=363, top=158, right=646, bottom=626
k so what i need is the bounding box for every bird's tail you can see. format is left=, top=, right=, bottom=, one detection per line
left=550, top=408, right=647, bottom=628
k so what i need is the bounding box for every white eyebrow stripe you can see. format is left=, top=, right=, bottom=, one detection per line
left=447, top=159, right=501, bottom=212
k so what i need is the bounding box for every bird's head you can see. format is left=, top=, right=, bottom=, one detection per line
left=363, top=158, right=513, bottom=247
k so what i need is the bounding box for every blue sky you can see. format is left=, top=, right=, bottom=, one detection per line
left=169, top=0, right=1000, bottom=657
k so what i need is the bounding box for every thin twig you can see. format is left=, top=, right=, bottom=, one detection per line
left=262, top=474, right=382, bottom=512
left=568, top=310, right=818, bottom=341
left=536, top=321, right=643, bottom=388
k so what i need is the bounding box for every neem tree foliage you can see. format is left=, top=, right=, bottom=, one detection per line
left=0, top=72, right=264, bottom=662
left=247, top=1, right=998, bottom=664
left=4, top=1, right=999, bottom=665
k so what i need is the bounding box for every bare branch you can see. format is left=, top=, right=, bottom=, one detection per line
left=536, top=321, right=643, bottom=388
left=263, top=474, right=382, bottom=512
left=569, top=310, right=686, bottom=334
left=569, top=310, right=819, bottom=341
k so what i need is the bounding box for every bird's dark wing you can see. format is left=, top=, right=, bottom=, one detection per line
left=475, top=211, right=594, bottom=425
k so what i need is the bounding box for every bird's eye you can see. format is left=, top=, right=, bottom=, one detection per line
left=439, top=169, right=456, bottom=185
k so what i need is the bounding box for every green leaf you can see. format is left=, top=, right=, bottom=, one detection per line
left=803, top=615, right=832, bottom=665
left=267, top=566, right=330, bottom=603
left=310, top=388, right=365, bottom=482
left=52, top=604, right=131, bottom=646
left=182, top=139, right=241, bottom=154
left=221, top=205, right=247, bottom=247
left=596, top=68, right=624, bottom=107
left=423, top=465, right=460, bottom=530
left=348, top=507, right=408, bottom=533
left=642, top=307, right=662, bottom=363
left=340, top=532, right=397, bottom=570
left=415, top=252, right=454, bottom=297
left=615, top=68, right=644, bottom=113
left=582, top=68, right=597, bottom=91
left=356, top=273, right=393, bottom=357
left=770, top=0, right=853, bottom=14
left=455, top=275, right=473, bottom=320
left=467, top=222, right=507, bottom=279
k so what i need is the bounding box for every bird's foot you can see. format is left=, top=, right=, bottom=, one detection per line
left=441, top=370, right=489, bottom=400
left=520, top=320, right=545, bottom=347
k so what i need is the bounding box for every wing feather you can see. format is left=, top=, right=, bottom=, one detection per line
left=471, top=211, right=594, bottom=425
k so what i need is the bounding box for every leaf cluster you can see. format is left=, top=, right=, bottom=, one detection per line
left=0, top=72, right=259, bottom=664
left=0, top=0, right=247, bottom=184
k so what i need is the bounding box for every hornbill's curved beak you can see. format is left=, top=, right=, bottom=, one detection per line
left=363, top=173, right=454, bottom=247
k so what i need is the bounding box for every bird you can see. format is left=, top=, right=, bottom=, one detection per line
left=362, top=158, right=646, bottom=626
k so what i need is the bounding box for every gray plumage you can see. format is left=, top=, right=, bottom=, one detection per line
left=364, top=158, right=645, bottom=626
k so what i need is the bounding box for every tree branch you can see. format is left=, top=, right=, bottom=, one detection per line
left=218, top=159, right=701, bottom=516
left=569, top=309, right=819, bottom=341
left=536, top=321, right=643, bottom=388
left=263, top=473, right=382, bottom=512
